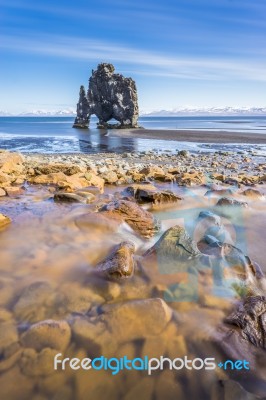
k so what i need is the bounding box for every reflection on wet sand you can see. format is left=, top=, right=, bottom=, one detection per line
left=76, top=128, right=138, bottom=154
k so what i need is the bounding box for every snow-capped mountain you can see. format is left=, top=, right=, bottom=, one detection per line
left=0, top=107, right=265, bottom=117
left=140, top=107, right=266, bottom=116
left=0, top=109, right=76, bottom=117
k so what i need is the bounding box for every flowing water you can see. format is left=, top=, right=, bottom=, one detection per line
left=0, top=181, right=265, bottom=399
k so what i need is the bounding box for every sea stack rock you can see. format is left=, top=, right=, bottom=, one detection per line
left=73, top=63, right=139, bottom=129
left=73, top=85, right=90, bottom=128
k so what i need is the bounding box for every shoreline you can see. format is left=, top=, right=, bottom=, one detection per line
left=111, top=128, right=266, bottom=144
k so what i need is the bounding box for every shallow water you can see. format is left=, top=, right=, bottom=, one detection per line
left=0, top=182, right=265, bottom=399
left=1, top=116, right=266, bottom=155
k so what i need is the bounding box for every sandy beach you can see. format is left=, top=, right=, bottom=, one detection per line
left=112, top=128, right=266, bottom=144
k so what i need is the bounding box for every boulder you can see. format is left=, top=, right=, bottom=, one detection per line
left=74, top=211, right=119, bottom=233
left=13, top=281, right=55, bottom=323
left=99, top=200, right=160, bottom=238
left=177, top=172, right=204, bottom=186
left=33, top=163, right=85, bottom=176
left=101, top=170, right=119, bottom=184
left=144, top=225, right=203, bottom=273
left=0, top=213, right=11, bottom=229
left=0, top=321, right=18, bottom=354
left=125, top=185, right=182, bottom=205
left=100, top=298, right=172, bottom=341
left=0, top=188, right=6, bottom=196
left=19, top=347, right=59, bottom=377
left=216, top=197, right=248, bottom=208
left=205, top=188, right=234, bottom=197
left=21, top=319, right=71, bottom=352
left=73, top=63, right=139, bottom=129
left=0, top=150, right=24, bottom=175
left=95, top=241, right=136, bottom=279
left=54, top=191, right=95, bottom=204
left=138, top=165, right=173, bottom=181
left=241, top=188, right=264, bottom=200
left=225, top=296, right=266, bottom=349
left=0, top=366, right=34, bottom=400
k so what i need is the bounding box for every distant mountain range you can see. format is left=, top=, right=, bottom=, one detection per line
left=0, top=109, right=76, bottom=117
left=141, top=107, right=266, bottom=116
left=0, top=107, right=265, bottom=117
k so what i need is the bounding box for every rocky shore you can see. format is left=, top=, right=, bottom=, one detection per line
left=0, top=148, right=266, bottom=399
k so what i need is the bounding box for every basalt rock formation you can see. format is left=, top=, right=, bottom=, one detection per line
left=73, top=63, right=139, bottom=129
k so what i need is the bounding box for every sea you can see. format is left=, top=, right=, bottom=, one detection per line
left=0, top=115, right=266, bottom=155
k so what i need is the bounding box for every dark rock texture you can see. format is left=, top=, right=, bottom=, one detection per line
left=225, top=296, right=266, bottom=349
left=99, top=199, right=160, bottom=238
left=96, top=241, right=136, bottom=279
left=73, top=85, right=90, bottom=128
left=124, top=185, right=183, bottom=205
left=73, top=63, right=139, bottom=129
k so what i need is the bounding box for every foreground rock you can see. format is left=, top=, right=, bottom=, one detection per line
left=241, top=188, right=264, bottom=200
left=0, top=150, right=24, bottom=175
left=29, top=171, right=104, bottom=193
left=99, top=200, right=160, bottom=238
left=100, top=298, right=172, bottom=341
left=21, top=319, right=71, bottom=352
left=144, top=225, right=204, bottom=273
left=124, top=184, right=182, bottom=205
left=216, top=197, right=248, bottom=208
left=96, top=241, right=136, bottom=279
left=54, top=191, right=95, bottom=204
left=225, top=296, right=266, bottom=349
left=13, top=281, right=55, bottom=323
left=0, top=213, right=11, bottom=229
left=74, top=63, right=139, bottom=129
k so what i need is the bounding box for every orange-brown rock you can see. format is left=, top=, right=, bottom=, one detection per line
left=99, top=199, right=160, bottom=237
left=96, top=241, right=136, bottom=279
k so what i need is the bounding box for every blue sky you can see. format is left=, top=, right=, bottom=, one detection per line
left=0, top=0, right=265, bottom=113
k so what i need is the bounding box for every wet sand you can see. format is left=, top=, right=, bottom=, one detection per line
left=112, top=128, right=266, bottom=144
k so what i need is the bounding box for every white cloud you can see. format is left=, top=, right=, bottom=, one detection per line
left=1, top=33, right=266, bottom=82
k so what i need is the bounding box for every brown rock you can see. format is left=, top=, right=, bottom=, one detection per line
left=21, top=319, right=71, bottom=352
left=54, top=191, right=95, bottom=204
left=34, top=163, right=84, bottom=176
left=205, top=188, right=234, bottom=197
left=99, top=200, right=160, bottom=237
left=0, top=366, right=33, bottom=400
left=125, top=185, right=182, bottom=205
left=0, top=321, right=18, bottom=353
left=29, top=172, right=67, bottom=185
left=19, top=347, right=59, bottom=377
left=144, top=225, right=203, bottom=273
left=241, top=188, right=264, bottom=199
left=4, top=186, right=24, bottom=196
left=0, top=213, right=11, bottom=229
left=13, top=281, right=55, bottom=323
left=101, top=170, right=119, bottom=184
left=0, top=187, right=6, bottom=196
left=84, top=172, right=105, bottom=192
left=216, top=197, right=248, bottom=207
left=0, top=171, right=11, bottom=184
left=96, top=241, right=136, bottom=279
left=0, top=151, right=24, bottom=174
left=101, top=298, right=172, bottom=341
left=225, top=295, right=266, bottom=349
left=74, top=211, right=119, bottom=233
left=124, top=377, right=154, bottom=400
left=177, top=171, right=204, bottom=186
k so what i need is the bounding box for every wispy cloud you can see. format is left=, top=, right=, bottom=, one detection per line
left=1, top=33, right=266, bottom=82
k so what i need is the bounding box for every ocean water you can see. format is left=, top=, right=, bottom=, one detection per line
left=0, top=115, right=266, bottom=154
